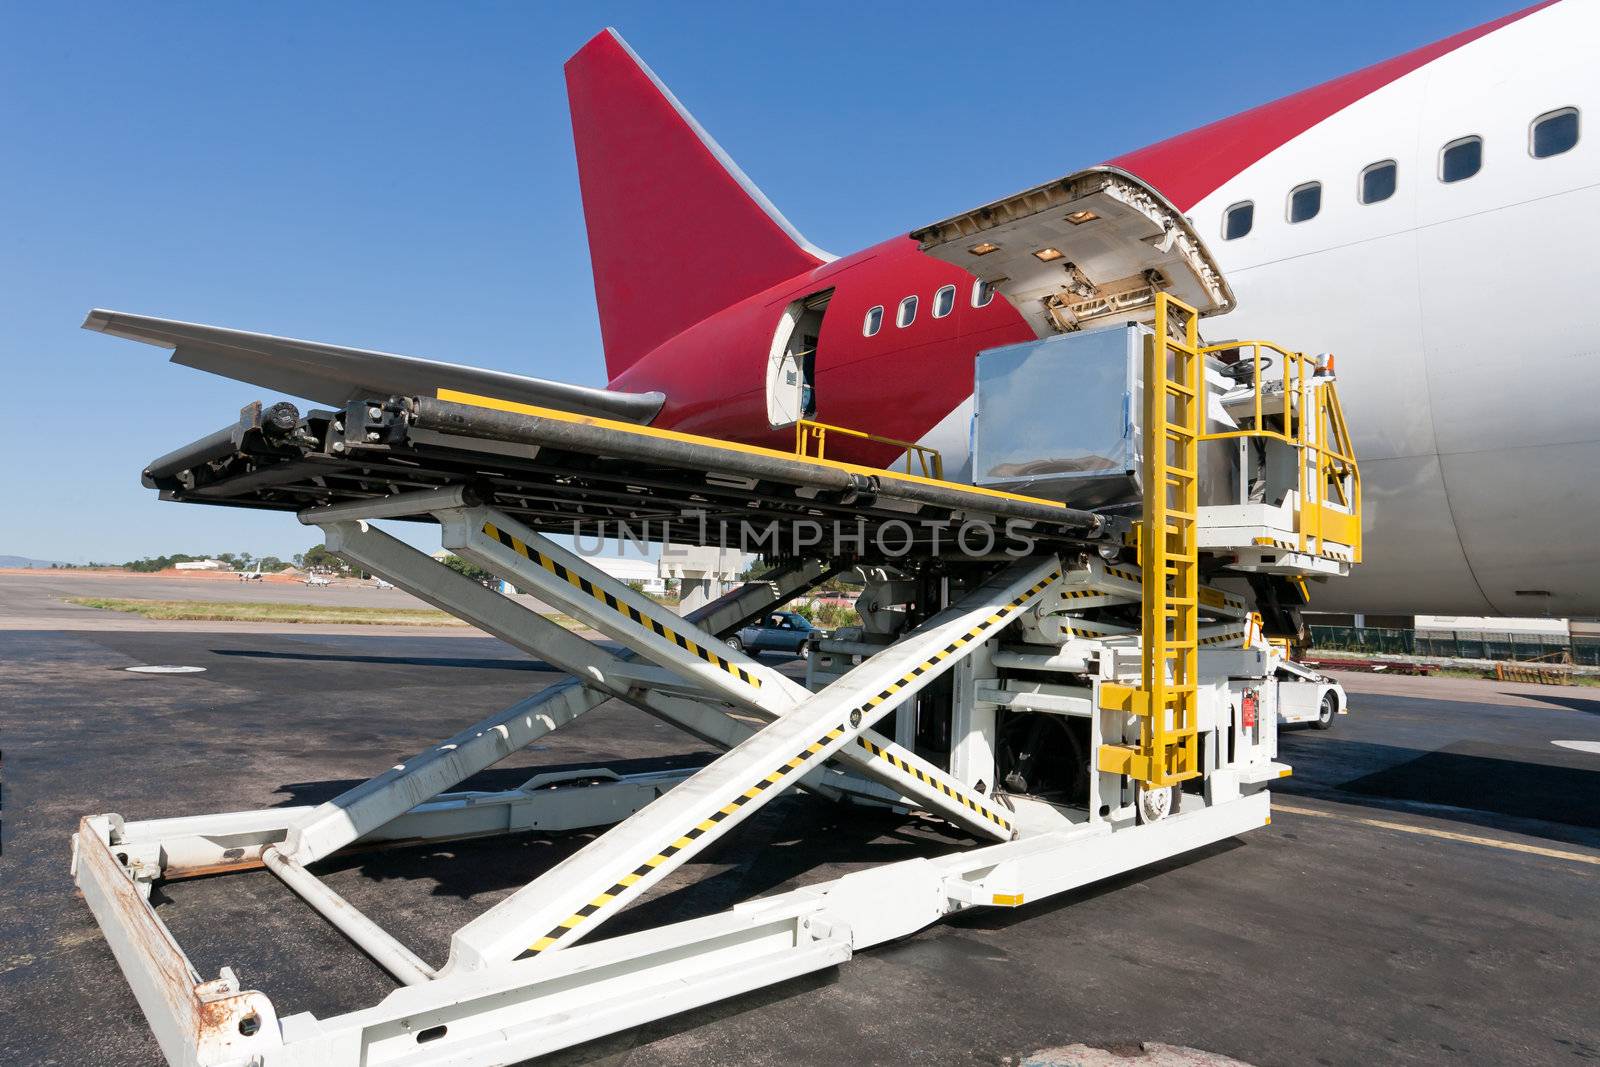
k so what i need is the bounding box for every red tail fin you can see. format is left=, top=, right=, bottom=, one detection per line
left=565, top=30, right=830, bottom=380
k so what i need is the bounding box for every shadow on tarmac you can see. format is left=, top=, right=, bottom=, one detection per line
left=1279, top=735, right=1600, bottom=846
left=211, top=648, right=562, bottom=672
left=268, top=753, right=721, bottom=808
left=940, top=837, right=1247, bottom=935
left=1501, top=690, right=1600, bottom=716
left=306, top=792, right=969, bottom=914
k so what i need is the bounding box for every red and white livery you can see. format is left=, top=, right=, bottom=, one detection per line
left=91, top=0, right=1600, bottom=616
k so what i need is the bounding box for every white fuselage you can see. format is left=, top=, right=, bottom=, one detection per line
left=910, top=3, right=1597, bottom=616
left=1174, top=1, right=1599, bottom=616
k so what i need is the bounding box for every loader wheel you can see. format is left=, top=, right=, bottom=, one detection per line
left=725, top=636, right=744, bottom=653
left=1314, top=692, right=1337, bottom=730
left=1136, top=783, right=1180, bottom=824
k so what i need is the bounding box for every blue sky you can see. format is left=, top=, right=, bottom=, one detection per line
left=0, top=1, right=1519, bottom=563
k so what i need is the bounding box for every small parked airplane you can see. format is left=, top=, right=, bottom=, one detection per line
left=85, top=0, right=1599, bottom=617
left=236, top=563, right=264, bottom=582
left=303, top=574, right=333, bottom=588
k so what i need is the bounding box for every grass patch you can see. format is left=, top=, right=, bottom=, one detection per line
left=66, top=596, right=473, bottom=627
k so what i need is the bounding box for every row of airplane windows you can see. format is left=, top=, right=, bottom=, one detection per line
left=1222, top=106, right=1580, bottom=240
left=862, top=278, right=995, bottom=336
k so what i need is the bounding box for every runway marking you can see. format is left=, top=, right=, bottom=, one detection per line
left=1552, top=739, right=1600, bottom=755
left=1271, top=802, right=1600, bottom=868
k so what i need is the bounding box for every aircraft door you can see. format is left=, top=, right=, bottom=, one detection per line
left=768, top=346, right=805, bottom=427
left=766, top=290, right=831, bottom=428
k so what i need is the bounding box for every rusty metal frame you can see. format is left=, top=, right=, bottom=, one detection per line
left=72, top=814, right=282, bottom=1066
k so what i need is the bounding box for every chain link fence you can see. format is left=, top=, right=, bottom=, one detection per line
left=1308, top=625, right=1600, bottom=667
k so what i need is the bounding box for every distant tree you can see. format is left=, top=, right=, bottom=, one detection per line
left=123, top=552, right=207, bottom=572
left=301, top=544, right=352, bottom=574
left=439, top=554, right=496, bottom=584
left=739, top=558, right=779, bottom=581
left=257, top=556, right=290, bottom=573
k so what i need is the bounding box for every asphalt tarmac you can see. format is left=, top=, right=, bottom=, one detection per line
left=1, top=614, right=1596, bottom=1065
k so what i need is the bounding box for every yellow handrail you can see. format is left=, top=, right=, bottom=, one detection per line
left=1198, top=341, right=1361, bottom=562
left=794, top=418, right=945, bottom=481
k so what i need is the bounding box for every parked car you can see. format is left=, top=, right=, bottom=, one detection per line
left=727, top=611, right=822, bottom=656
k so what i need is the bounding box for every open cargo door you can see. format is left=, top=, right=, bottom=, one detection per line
left=910, top=167, right=1233, bottom=338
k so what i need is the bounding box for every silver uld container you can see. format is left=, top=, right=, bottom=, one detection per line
left=970, top=323, right=1238, bottom=509
left=971, top=324, right=1145, bottom=508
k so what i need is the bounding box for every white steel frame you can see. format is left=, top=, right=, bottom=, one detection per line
left=71, top=488, right=1284, bottom=1067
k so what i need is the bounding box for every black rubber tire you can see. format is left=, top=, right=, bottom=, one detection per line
left=725, top=636, right=744, bottom=653
left=1314, top=691, right=1337, bottom=730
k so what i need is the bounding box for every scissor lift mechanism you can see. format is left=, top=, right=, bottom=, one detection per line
left=72, top=295, right=1355, bottom=1067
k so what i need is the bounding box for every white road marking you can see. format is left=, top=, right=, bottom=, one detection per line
left=1272, top=802, right=1599, bottom=868
left=1552, top=739, right=1600, bottom=755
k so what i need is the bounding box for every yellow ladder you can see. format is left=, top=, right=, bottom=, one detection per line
left=1098, top=293, right=1201, bottom=787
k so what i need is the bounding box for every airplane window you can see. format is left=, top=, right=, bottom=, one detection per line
left=1222, top=201, right=1253, bottom=240
left=1360, top=160, right=1397, bottom=204
left=1287, top=182, right=1321, bottom=223
left=1440, top=136, right=1482, bottom=182
left=863, top=305, right=883, bottom=337
left=897, top=295, right=917, bottom=327
left=1531, top=108, right=1579, bottom=158
left=972, top=278, right=995, bottom=308
left=933, top=284, right=956, bottom=319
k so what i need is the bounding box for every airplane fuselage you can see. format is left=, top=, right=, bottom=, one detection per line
left=607, top=235, right=1028, bottom=457
left=96, top=3, right=1597, bottom=620
left=608, top=0, right=1600, bottom=618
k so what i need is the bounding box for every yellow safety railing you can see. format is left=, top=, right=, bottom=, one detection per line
left=795, top=418, right=945, bottom=480
left=1098, top=292, right=1201, bottom=789
left=1198, top=341, right=1362, bottom=562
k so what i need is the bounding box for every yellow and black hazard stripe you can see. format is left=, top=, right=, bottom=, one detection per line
left=522, top=567, right=1058, bottom=957
left=1062, top=624, right=1132, bottom=639
left=849, top=570, right=1060, bottom=719
left=1198, top=586, right=1247, bottom=612
left=525, top=722, right=848, bottom=955
left=853, top=736, right=1012, bottom=833
left=1251, top=536, right=1351, bottom=563
left=1104, top=565, right=1140, bottom=583
left=1058, top=588, right=1128, bottom=601
left=1199, top=630, right=1247, bottom=647
left=483, top=520, right=760, bottom=688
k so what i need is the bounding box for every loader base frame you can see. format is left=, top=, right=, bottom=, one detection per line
left=74, top=788, right=1269, bottom=1067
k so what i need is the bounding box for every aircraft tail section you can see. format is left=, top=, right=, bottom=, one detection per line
left=565, top=30, right=831, bottom=381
